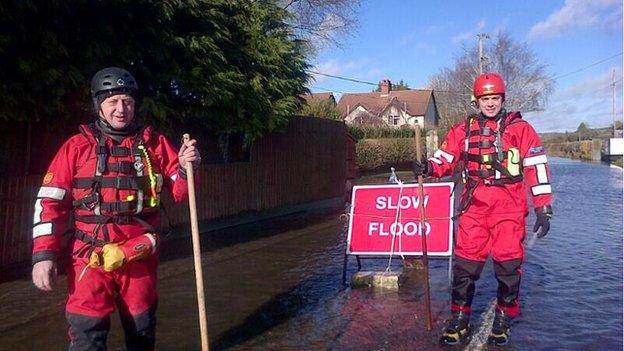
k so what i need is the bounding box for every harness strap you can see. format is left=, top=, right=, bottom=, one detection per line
left=468, top=127, right=494, bottom=137
left=93, top=132, right=107, bottom=216
left=72, top=193, right=99, bottom=208
left=460, top=116, right=475, bottom=179
left=73, top=176, right=149, bottom=190
left=467, top=169, right=495, bottom=178
left=483, top=177, right=522, bottom=185
left=95, top=134, right=107, bottom=175
left=76, top=214, right=130, bottom=224
left=468, top=140, right=495, bottom=148
left=495, top=118, right=504, bottom=161
left=462, top=152, right=509, bottom=163
left=74, top=211, right=158, bottom=224
left=466, top=169, right=522, bottom=183
left=105, top=145, right=143, bottom=156
left=74, top=230, right=107, bottom=247
left=97, top=200, right=157, bottom=213
left=131, top=130, right=146, bottom=215
left=107, top=161, right=136, bottom=173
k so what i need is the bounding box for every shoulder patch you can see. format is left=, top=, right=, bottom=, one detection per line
left=529, top=146, right=545, bottom=155
left=43, top=172, right=54, bottom=185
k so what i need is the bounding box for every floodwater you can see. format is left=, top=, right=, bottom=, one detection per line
left=0, top=157, right=621, bottom=351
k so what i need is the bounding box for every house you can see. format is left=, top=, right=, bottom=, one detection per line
left=337, top=79, right=439, bottom=129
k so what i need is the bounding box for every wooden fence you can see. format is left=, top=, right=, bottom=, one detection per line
left=0, top=175, right=41, bottom=271
left=0, top=117, right=347, bottom=272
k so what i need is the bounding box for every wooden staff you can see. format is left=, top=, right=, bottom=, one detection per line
left=183, top=133, right=210, bottom=351
left=414, top=125, right=433, bottom=331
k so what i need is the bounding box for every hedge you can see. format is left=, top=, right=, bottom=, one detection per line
left=348, top=125, right=416, bottom=139
left=356, top=138, right=417, bottom=170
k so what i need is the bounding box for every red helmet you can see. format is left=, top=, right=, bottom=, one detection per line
left=473, top=72, right=505, bottom=98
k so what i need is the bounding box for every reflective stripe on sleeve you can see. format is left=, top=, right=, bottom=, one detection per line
left=145, top=233, right=158, bottom=254
left=33, top=199, right=43, bottom=225
left=428, top=157, right=443, bottom=165
left=33, top=222, right=53, bottom=239
left=37, top=186, right=66, bottom=200
left=531, top=184, right=552, bottom=196
left=523, top=154, right=548, bottom=167
left=536, top=164, right=548, bottom=183
left=434, top=149, right=454, bottom=163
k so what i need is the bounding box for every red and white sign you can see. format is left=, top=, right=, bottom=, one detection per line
left=347, top=182, right=455, bottom=256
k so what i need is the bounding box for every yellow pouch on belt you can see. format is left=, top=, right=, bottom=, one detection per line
left=89, top=244, right=126, bottom=272
left=507, top=148, right=521, bottom=176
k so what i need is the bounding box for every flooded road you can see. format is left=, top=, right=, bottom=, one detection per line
left=0, top=157, right=621, bottom=350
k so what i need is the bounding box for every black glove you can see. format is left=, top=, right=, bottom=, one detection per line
left=412, top=159, right=430, bottom=178
left=533, top=205, right=553, bottom=238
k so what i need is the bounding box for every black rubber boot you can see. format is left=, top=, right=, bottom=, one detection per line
left=487, top=310, right=513, bottom=346
left=439, top=311, right=470, bottom=346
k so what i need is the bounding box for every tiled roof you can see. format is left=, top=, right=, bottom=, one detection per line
left=337, top=89, right=433, bottom=117
left=301, top=92, right=336, bottom=104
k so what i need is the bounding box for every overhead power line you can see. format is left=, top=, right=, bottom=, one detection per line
left=308, top=70, right=377, bottom=86
left=307, top=69, right=440, bottom=92
left=312, top=86, right=346, bottom=94
left=552, top=52, right=623, bottom=80
left=308, top=52, right=624, bottom=93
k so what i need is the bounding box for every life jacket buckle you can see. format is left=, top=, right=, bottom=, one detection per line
left=81, top=192, right=99, bottom=211
left=134, top=160, right=145, bottom=173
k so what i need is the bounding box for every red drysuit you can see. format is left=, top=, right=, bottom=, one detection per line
left=32, top=123, right=191, bottom=350
left=428, top=111, right=553, bottom=317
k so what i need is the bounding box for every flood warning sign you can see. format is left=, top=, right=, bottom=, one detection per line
left=347, top=183, right=455, bottom=256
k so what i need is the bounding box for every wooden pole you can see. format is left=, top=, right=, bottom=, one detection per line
left=414, top=125, right=433, bottom=331
left=183, top=133, right=210, bottom=351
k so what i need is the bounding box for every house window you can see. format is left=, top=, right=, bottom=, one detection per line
left=388, top=115, right=400, bottom=125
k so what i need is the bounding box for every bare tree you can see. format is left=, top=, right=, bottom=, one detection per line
left=279, top=0, right=360, bottom=51
left=429, top=31, right=554, bottom=136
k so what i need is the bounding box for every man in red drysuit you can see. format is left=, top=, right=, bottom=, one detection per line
left=413, top=72, right=553, bottom=346
left=31, top=67, right=201, bottom=350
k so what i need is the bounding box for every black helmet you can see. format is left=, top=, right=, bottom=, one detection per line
left=91, top=67, right=138, bottom=106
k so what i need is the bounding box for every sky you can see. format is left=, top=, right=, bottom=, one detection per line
left=307, top=0, right=623, bottom=133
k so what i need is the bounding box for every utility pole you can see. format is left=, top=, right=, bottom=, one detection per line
left=612, top=69, right=616, bottom=137
left=477, top=33, right=490, bottom=74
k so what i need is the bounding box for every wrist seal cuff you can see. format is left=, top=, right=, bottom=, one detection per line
left=535, top=205, right=553, bottom=217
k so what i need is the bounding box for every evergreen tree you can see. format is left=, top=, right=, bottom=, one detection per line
left=373, top=79, right=410, bottom=92
left=0, top=0, right=309, bottom=139
left=300, top=99, right=342, bottom=120
left=393, top=79, right=410, bottom=91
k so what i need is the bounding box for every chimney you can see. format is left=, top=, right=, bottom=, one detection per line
left=380, top=79, right=391, bottom=95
